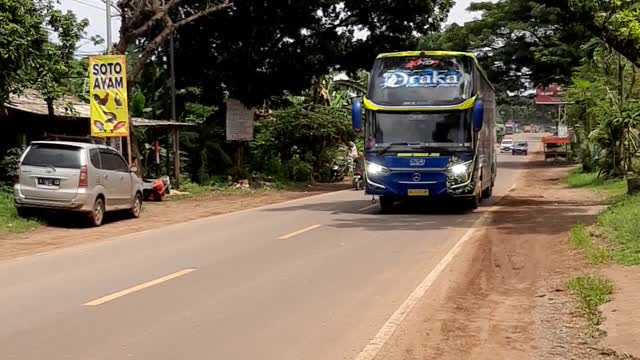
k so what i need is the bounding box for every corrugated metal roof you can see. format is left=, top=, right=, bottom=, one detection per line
left=6, top=90, right=193, bottom=128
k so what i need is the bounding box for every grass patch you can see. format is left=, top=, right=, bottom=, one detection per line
left=0, top=192, right=41, bottom=234
left=174, top=180, right=290, bottom=200
left=567, top=274, right=613, bottom=326
left=598, top=194, right=640, bottom=265
left=565, top=170, right=626, bottom=197
left=569, top=224, right=611, bottom=264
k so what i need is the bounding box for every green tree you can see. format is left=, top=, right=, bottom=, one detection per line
left=546, top=0, right=640, bottom=67
left=565, top=41, right=640, bottom=176
left=31, top=8, right=88, bottom=118
left=0, top=0, right=47, bottom=107
left=420, top=0, right=591, bottom=92
left=125, top=0, right=455, bottom=176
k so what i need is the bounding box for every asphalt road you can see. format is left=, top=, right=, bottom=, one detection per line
left=0, top=134, right=539, bottom=360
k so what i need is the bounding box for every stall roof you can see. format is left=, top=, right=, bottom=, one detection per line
left=542, top=136, right=570, bottom=144
left=6, top=90, right=193, bottom=128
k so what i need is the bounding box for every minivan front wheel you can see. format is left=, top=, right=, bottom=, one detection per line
left=89, top=197, right=105, bottom=227
left=129, top=193, right=142, bottom=218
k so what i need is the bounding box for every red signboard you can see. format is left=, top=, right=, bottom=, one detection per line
left=535, top=84, right=562, bottom=104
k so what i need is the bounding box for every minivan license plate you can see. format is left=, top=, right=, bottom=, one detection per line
left=38, top=178, right=60, bottom=186
left=408, top=189, right=429, bottom=196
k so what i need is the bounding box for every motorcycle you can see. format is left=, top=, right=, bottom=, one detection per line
left=352, top=156, right=364, bottom=190
left=329, top=158, right=349, bottom=183
left=142, top=176, right=171, bottom=201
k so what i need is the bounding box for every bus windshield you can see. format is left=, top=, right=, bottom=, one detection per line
left=368, top=55, right=474, bottom=107
left=366, top=111, right=472, bottom=149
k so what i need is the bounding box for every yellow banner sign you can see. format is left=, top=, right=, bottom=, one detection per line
left=89, top=55, right=129, bottom=137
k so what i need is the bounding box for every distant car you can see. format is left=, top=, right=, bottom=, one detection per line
left=14, top=141, right=143, bottom=226
left=500, top=139, right=514, bottom=152
left=512, top=141, right=528, bottom=155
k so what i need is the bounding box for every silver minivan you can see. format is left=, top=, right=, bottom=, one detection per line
left=14, top=141, right=143, bottom=226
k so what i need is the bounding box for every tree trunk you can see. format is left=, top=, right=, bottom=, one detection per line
left=46, top=99, right=55, bottom=120
left=627, top=177, right=640, bottom=195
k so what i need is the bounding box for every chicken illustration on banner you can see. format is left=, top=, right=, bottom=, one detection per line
left=89, top=55, right=129, bottom=137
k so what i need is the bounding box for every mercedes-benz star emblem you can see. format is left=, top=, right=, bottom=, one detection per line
left=412, top=173, right=421, bottom=182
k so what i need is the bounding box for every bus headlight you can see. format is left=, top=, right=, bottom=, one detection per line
left=366, top=161, right=390, bottom=175
left=448, top=161, right=472, bottom=175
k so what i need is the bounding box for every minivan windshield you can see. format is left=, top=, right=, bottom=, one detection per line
left=22, top=144, right=82, bottom=169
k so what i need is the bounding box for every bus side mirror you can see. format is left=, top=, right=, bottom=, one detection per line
left=472, top=97, right=484, bottom=132
left=352, top=98, right=362, bottom=133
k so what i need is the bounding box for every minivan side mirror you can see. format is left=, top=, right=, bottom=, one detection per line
left=130, top=166, right=138, bottom=173
left=352, top=98, right=362, bottom=132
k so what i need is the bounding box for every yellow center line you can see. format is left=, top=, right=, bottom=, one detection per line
left=278, top=224, right=322, bottom=240
left=84, top=268, right=196, bottom=306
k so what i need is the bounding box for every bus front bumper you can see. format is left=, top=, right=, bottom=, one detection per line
left=365, top=172, right=477, bottom=198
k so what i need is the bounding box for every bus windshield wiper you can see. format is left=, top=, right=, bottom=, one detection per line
left=375, top=142, right=421, bottom=155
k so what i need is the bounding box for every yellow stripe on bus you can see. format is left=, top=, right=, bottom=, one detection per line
left=362, top=95, right=477, bottom=112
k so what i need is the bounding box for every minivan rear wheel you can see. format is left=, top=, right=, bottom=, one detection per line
left=89, top=197, right=105, bottom=227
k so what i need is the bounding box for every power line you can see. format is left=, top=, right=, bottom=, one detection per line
left=63, top=0, right=121, bottom=14
left=66, top=0, right=106, bottom=11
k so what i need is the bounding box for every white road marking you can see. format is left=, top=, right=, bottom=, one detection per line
left=278, top=224, right=323, bottom=240
left=354, top=183, right=518, bottom=360
left=358, top=204, right=378, bottom=211
left=84, top=268, right=196, bottom=306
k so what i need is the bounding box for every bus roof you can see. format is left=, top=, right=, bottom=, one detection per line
left=376, top=51, right=477, bottom=59
left=375, top=51, right=495, bottom=92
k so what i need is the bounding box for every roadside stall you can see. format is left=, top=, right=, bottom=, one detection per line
left=542, top=136, right=569, bottom=160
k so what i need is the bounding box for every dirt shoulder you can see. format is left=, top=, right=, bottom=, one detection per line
left=375, top=158, right=619, bottom=360
left=600, top=265, right=640, bottom=358
left=0, top=183, right=349, bottom=262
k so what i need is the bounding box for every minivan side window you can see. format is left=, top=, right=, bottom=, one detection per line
left=100, top=150, right=129, bottom=172
left=89, top=149, right=102, bottom=169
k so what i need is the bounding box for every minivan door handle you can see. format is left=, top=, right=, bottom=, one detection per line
left=104, top=174, right=109, bottom=180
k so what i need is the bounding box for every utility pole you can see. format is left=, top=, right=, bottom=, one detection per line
left=169, top=30, right=180, bottom=189
left=105, top=0, right=112, bottom=53
left=169, top=31, right=176, bottom=122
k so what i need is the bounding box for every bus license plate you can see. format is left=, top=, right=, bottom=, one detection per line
left=408, top=189, right=429, bottom=196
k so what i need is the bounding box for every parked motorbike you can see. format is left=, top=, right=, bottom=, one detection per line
left=330, top=158, right=349, bottom=183
left=142, top=176, right=171, bottom=201
left=352, top=156, right=364, bottom=190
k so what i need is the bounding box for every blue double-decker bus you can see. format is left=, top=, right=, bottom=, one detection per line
left=351, top=51, right=497, bottom=211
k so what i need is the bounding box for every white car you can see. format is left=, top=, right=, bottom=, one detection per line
left=500, top=139, right=513, bottom=152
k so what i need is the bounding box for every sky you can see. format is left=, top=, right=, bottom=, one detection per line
left=59, top=0, right=487, bottom=55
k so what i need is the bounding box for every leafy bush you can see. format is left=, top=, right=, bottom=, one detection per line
left=250, top=103, right=355, bottom=182
left=285, top=158, right=314, bottom=182
left=575, top=142, right=605, bottom=173
left=0, top=147, right=25, bottom=190
left=0, top=191, right=40, bottom=234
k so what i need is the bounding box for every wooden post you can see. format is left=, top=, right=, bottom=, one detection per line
left=165, top=134, right=171, bottom=180
left=172, top=127, right=180, bottom=189
left=126, top=118, right=133, bottom=167
left=231, top=141, right=245, bottom=181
